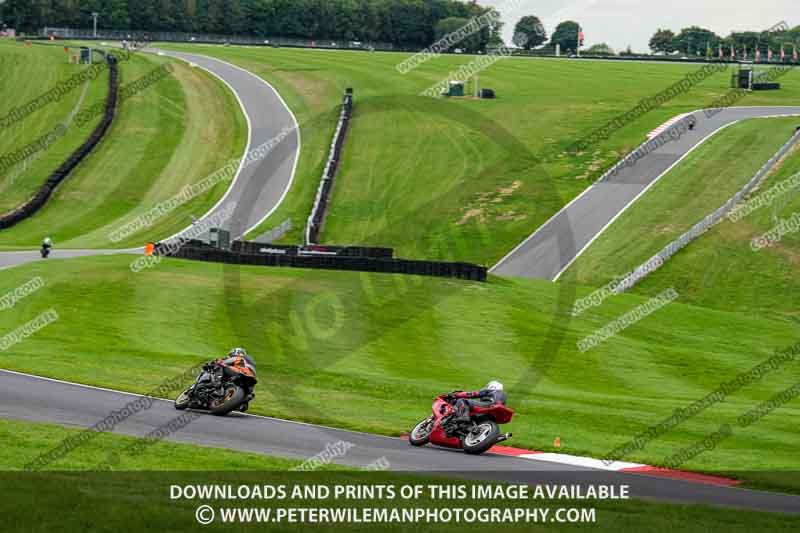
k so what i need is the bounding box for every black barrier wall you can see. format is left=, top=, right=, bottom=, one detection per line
left=0, top=51, right=119, bottom=229
left=159, top=240, right=486, bottom=282
left=232, top=240, right=393, bottom=259
left=305, top=89, right=353, bottom=245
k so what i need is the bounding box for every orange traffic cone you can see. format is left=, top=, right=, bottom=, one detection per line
left=144, top=242, right=155, bottom=256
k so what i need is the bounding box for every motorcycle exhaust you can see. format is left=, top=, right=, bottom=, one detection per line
left=496, top=432, right=513, bottom=443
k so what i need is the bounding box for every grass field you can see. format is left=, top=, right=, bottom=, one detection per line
left=0, top=417, right=312, bottom=470
left=566, top=117, right=800, bottom=322
left=0, top=45, right=247, bottom=250
left=1, top=419, right=798, bottom=532
left=2, top=42, right=799, bottom=500
left=1, top=255, right=798, bottom=489
left=0, top=41, right=108, bottom=213
left=160, top=44, right=800, bottom=265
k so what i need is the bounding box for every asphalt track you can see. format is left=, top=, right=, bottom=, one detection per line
left=1, top=369, right=798, bottom=513
left=0, top=249, right=137, bottom=270
left=491, top=106, right=800, bottom=280
left=153, top=48, right=300, bottom=242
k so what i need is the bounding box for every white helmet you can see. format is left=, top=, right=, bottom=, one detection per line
left=485, top=380, right=503, bottom=391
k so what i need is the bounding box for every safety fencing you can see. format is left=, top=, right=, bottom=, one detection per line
left=0, top=50, right=119, bottom=229
left=305, top=89, right=353, bottom=245
left=614, top=127, right=800, bottom=292
left=41, top=27, right=396, bottom=52
left=156, top=240, right=486, bottom=281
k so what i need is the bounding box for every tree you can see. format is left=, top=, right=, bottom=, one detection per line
left=128, top=0, right=158, bottom=31
left=0, top=0, right=523, bottom=48
left=730, top=31, right=760, bottom=53
left=481, top=7, right=504, bottom=50
left=648, top=28, right=675, bottom=53
left=434, top=16, right=482, bottom=52
left=197, top=0, right=225, bottom=33
left=549, top=20, right=580, bottom=54
left=512, top=15, right=545, bottom=50
left=105, top=0, right=131, bottom=29
left=224, top=0, right=246, bottom=35
left=673, top=26, right=719, bottom=55
left=585, top=43, right=614, bottom=56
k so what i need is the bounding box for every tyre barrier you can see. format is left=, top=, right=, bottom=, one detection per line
left=0, top=50, right=119, bottom=230
left=158, top=240, right=486, bottom=282
left=305, top=89, right=353, bottom=245
left=752, top=83, right=781, bottom=91
left=232, top=240, right=393, bottom=259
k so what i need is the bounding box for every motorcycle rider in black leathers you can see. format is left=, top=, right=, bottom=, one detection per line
left=212, top=348, right=257, bottom=412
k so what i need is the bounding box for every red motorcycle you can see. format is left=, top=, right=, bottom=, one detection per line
left=408, top=392, right=514, bottom=455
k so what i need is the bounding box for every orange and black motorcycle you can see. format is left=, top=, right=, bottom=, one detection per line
left=174, top=354, right=257, bottom=416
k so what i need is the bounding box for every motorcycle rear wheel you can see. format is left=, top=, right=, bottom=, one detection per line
left=463, top=421, right=500, bottom=455
left=409, top=416, right=434, bottom=446
left=209, top=385, right=246, bottom=416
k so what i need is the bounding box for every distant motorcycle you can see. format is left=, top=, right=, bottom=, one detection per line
left=408, top=392, right=514, bottom=455
left=175, top=358, right=257, bottom=416
left=40, top=244, right=51, bottom=258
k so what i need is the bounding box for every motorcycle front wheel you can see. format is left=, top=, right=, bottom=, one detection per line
left=174, top=387, right=193, bottom=410
left=463, top=421, right=500, bottom=455
left=209, top=385, right=246, bottom=416
left=409, top=416, right=434, bottom=446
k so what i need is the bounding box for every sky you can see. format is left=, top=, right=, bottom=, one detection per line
left=482, top=0, right=794, bottom=53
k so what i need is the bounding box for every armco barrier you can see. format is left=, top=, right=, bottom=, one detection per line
left=614, top=127, right=800, bottom=292
left=0, top=50, right=119, bottom=229
left=305, top=89, right=353, bottom=245
left=160, top=240, right=486, bottom=281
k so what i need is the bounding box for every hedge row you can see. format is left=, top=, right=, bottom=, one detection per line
left=0, top=51, right=119, bottom=229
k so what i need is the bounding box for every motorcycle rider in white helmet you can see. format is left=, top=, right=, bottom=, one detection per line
left=449, top=380, right=506, bottom=423
left=41, top=237, right=54, bottom=258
